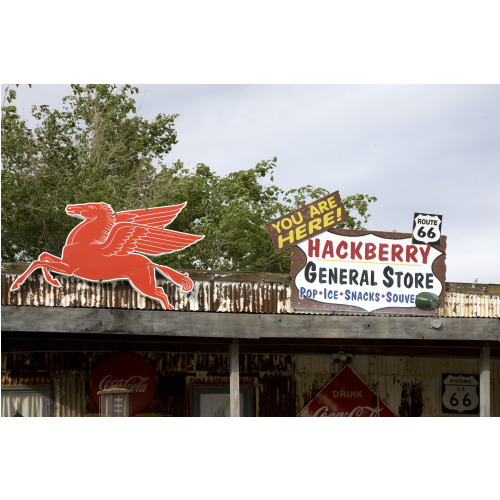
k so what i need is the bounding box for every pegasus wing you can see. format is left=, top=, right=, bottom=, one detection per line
left=100, top=225, right=148, bottom=257
left=114, top=203, right=187, bottom=228
left=101, top=223, right=204, bottom=257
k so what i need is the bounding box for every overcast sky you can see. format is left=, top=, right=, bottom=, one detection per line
left=7, top=83, right=500, bottom=284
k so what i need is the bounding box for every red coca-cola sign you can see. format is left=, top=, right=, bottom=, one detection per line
left=298, top=365, right=396, bottom=417
left=90, top=353, right=157, bottom=415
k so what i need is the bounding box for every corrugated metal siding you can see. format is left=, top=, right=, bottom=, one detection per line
left=1, top=353, right=87, bottom=417
left=1, top=272, right=291, bottom=314
left=2, top=270, right=499, bottom=318
left=295, top=354, right=337, bottom=413
left=294, top=354, right=500, bottom=417
left=445, top=292, right=500, bottom=318
left=350, top=355, right=500, bottom=417
left=53, top=372, right=86, bottom=417
left=2, top=351, right=499, bottom=417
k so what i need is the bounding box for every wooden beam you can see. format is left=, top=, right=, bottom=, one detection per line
left=1, top=306, right=260, bottom=339
left=2, top=306, right=499, bottom=342
left=480, top=344, right=491, bottom=417
left=259, top=314, right=500, bottom=341
left=230, top=339, right=240, bottom=417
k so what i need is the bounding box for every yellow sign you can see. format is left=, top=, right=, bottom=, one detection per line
left=265, top=191, right=347, bottom=252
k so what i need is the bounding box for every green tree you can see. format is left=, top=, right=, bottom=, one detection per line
left=1, top=84, right=178, bottom=261
left=150, top=159, right=376, bottom=272
left=1, top=84, right=377, bottom=272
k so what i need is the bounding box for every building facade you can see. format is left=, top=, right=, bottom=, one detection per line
left=2, top=263, right=499, bottom=417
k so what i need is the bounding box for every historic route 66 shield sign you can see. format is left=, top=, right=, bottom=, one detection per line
left=442, top=374, right=479, bottom=414
left=412, top=213, right=442, bottom=246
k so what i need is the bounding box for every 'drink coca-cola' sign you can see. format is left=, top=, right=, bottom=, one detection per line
left=90, top=353, right=157, bottom=415
left=298, top=365, right=396, bottom=417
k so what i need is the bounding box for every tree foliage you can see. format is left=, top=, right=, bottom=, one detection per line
left=1, top=84, right=377, bottom=273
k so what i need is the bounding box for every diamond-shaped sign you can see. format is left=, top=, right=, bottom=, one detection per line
left=298, top=365, right=396, bottom=417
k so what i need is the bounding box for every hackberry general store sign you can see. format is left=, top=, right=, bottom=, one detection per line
left=265, top=191, right=447, bottom=315
left=291, top=228, right=447, bottom=315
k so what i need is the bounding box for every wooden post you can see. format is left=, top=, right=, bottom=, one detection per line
left=230, top=339, right=240, bottom=417
left=480, top=343, right=490, bottom=417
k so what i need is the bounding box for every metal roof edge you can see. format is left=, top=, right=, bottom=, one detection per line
left=2, top=263, right=498, bottom=292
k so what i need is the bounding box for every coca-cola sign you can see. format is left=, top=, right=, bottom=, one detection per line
left=298, top=365, right=396, bottom=417
left=90, top=353, right=157, bottom=415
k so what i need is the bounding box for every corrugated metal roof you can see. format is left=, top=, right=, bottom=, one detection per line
left=1, top=264, right=499, bottom=318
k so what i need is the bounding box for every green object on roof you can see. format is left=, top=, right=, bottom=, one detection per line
left=415, top=292, right=440, bottom=311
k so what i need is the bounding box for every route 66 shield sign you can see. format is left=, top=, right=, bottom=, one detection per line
left=412, top=213, right=442, bottom=245
left=442, top=374, right=479, bottom=414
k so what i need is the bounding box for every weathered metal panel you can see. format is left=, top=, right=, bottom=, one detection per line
left=2, top=266, right=498, bottom=318
left=445, top=292, right=500, bottom=318
left=349, top=355, right=499, bottom=417
left=1, top=353, right=87, bottom=417
left=53, top=371, right=87, bottom=417
left=2, top=270, right=292, bottom=314
left=2, top=350, right=499, bottom=417
left=295, top=354, right=337, bottom=414
left=291, top=355, right=500, bottom=417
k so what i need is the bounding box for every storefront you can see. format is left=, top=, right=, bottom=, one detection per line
left=2, top=264, right=499, bottom=417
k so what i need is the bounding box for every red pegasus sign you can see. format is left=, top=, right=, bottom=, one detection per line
left=10, top=202, right=204, bottom=310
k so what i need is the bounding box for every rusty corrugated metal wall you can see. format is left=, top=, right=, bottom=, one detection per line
left=53, top=372, right=87, bottom=417
left=2, top=268, right=499, bottom=317
left=2, top=351, right=498, bottom=417
left=1, top=353, right=87, bottom=417
left=294, top=353, right=500, bottom=417
left=351, top=355, right=500, bottom=417
left=1, top=351, right=297, bottom=417
left=1, top=270, right=290, bottom=314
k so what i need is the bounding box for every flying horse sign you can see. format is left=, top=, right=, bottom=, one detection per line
left=10, top=202, right=204, bottom=310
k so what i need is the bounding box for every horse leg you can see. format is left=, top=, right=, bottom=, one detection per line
left=10, top=259, right=72, bottom=292
left=153, top=264, right=193, bottom=292
left=127, top=265, right=174, bottom=310
left=39, top=253, right=63, bottom=287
